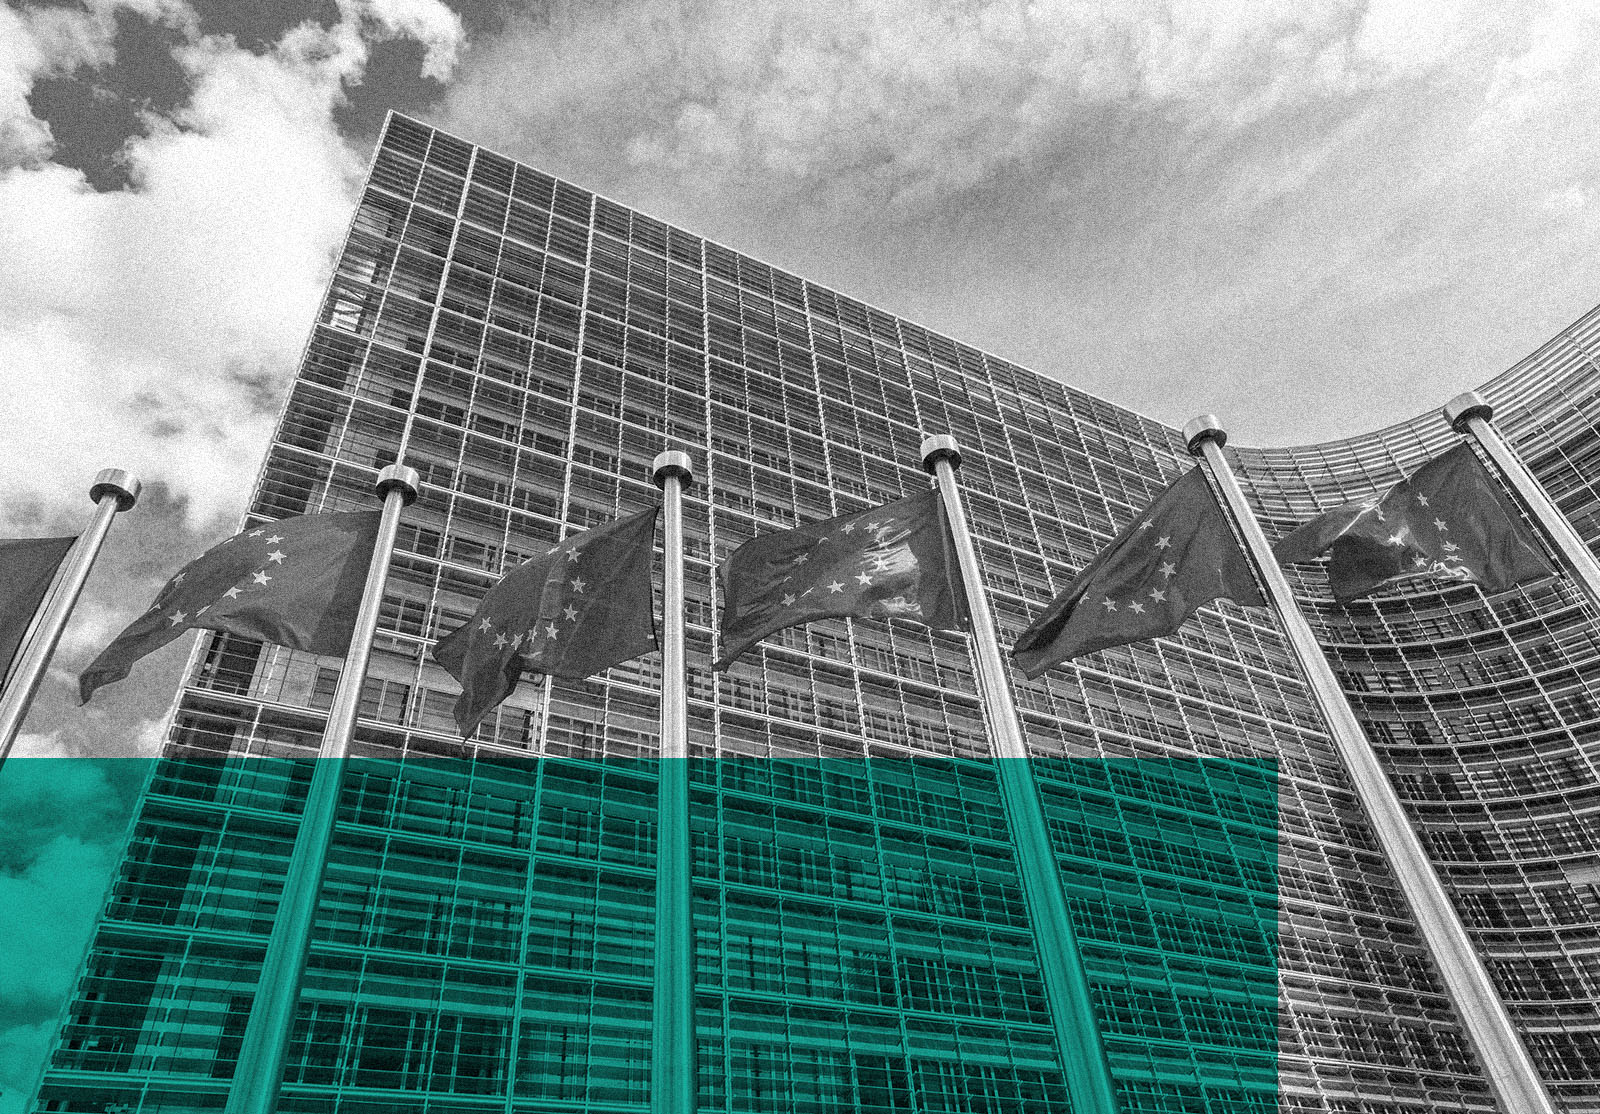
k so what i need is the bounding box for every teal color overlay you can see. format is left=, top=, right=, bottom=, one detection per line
left=0, top=758, right=156, bottom=1114
left=14, top=744, right=1276, bottom=1112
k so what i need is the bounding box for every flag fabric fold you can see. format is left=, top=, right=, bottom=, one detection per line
left=715, top=489, right=965, bottom=669
left=1012, top=467, right=1264, bottom=677
left=80, top=513, right=383, bottom=703
left=1274, top=443, right=1553, bottom=601
left=432, top=507, right=659, bottom=737
left=0, top=535, right=77, bottom=682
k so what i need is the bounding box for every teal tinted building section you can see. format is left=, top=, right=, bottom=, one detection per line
left=29, top=710, right=1275, bottom=1111
left=1045, top=757, right=1278, bottom=1110
left=31, top=110, right=1600, bottom=1112
left=696, top=755, right=1276, bottom=1112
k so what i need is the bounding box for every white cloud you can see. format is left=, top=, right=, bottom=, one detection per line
left=361, top=0, right=466, bottom=80
left=0, top=738, right=172, bottom=1108
left=0, top=0, right=195, bottom=169
left=9, top=716, right=166, bottom=759
left=6, top=731, right=69, bottom=760
left=0, top=0, right=466, bottom=534
left=1350, top=0, right=1479, bottom=75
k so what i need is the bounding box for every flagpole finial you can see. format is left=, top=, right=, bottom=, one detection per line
left=375, top=465, right=420, bottom=506
left=89, top=469, right=140, bottom=511
left=1443, top=390, right=1493, bottom=432
left=651, top=450, right=694, bottom=489
left=920, top=434, right=962, bottom=473
left=1183, top=415, right=1226, bottom=455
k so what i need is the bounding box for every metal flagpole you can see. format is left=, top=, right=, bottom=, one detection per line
left=225, top=464, right=419, bottom=1114
left=650, top=450, right=696, bottom=1114
left=1185, top=415, right=1558, bottom=1114
left=1444, top=390, right=1600, bottom=611
left=920, top=435, right=1122, bottom=1114
left=0, top=468, right=140, bottom=768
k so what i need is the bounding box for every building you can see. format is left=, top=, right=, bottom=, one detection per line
left=25, top=113, right=1600, bottom=1113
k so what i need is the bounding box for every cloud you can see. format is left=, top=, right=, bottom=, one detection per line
left=434, top=0, right=1600, bottom=446
left=438, top=0, right=1385, bottom=219
left=9, top=717, right=166, bottom=761
left=0, top=754, right=136, bottom=865
left=360, top=0, right=466, bottom=80
left=0, top=0, right=466, bottom=536
left=0, top=1, right=195, bottom=168
left=0, top=1021, right=55, bottom=1114
left=0, top=835, right=112, bottom=973
left=0, top=835, right=118, bottom=1106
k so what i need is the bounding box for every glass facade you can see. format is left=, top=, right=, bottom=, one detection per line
left=22, top=113, right=1599, bottom=1112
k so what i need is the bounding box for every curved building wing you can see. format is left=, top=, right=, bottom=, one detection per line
left=1236, top=318, right=1600, bottom=1112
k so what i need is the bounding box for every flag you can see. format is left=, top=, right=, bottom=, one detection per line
left=1012, top=467, right=1264, bottom=676
left=432, top=507, right=658, bottom=736
left=0, top=535, right=76, bottom=682
left=80, top=513, right=383, bottom=703
left=1274, top=443, right=1554, bottom=602
left=716, top=489, right=964, bottom=669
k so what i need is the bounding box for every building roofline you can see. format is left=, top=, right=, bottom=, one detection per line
left=378, top=110, right=1600, bottom=462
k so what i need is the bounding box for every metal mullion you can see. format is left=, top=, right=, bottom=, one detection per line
left=685, top=231, right=743, bottom=1114
left=525, top=188, right=603, bottom=754
left=832, top=310, right=932, bottom=1081
left=385, top=145, right=480, bottom=757
left=481, top=745, right=541, bottom=1113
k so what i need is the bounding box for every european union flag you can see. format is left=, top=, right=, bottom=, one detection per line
left=1274, top=443, right=1553, bottom=601
left=80, top=513, right=383, bottom=702
left=715, top=489, right=964, bottom=669
left=433, top=507, right=658, bottom=736
left=1012, top=467, right=1264, bottom=675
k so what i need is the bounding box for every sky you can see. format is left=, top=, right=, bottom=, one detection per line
left=2, top=0, right=1600, bottom=1104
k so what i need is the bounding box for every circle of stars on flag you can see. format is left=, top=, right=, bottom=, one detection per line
left=1097, top=519, right=1177, bottom=615
left=152, top=526, right=292, bottom=628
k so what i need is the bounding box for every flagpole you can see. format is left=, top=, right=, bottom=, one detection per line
left=225, top=464, right=419, bottom=1114
left=0, top=469, right=140, bottom=768
left=921, top=435, right=1121, bottom=1114
left=1444, top=390, right=1600, bottom=611
left=650, top=450, right=695, bottom=1114
left=1185, top=415, right=1558, bottom=1114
